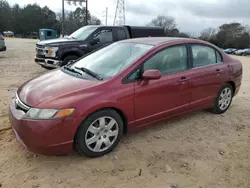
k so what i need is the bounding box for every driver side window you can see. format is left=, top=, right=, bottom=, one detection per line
left=93, top=29, right=113, bottom=43
left=143, top=45, right=188, bottom=75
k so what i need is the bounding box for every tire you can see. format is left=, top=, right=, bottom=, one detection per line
left=41, top=65, right=54, bottom=70
left=211, top=83, right=233, bottom=114
left=61, top=55, right=79, bottom=67
left=75, top=109, right=124, bottom=158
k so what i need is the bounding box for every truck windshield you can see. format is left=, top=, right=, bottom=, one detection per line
left=69, top=26, right=98, bottom=40
left=71, top=42, right=154, bottom=78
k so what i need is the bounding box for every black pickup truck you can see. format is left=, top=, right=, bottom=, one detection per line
left=35, top=25, right=166, bottom=69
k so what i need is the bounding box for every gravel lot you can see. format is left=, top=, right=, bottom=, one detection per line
left=0, top=38, right=249, bottom=188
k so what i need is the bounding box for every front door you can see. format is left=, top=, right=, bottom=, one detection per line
left=89, top=28, right=114, bottom=52
left=133, top=45, right=191, bottom=126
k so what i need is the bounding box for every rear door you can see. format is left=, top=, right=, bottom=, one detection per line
left=188, top=44, right=229, bottom=108
left=113, top=28, right=128, bottom=41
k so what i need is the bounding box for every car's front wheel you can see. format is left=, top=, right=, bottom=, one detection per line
left=75, top=109, right=123, bottom=157
left=211, top=84, right=233, bottom=114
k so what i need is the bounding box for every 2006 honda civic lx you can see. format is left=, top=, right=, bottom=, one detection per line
left=9, top=37, right=242, bottom=157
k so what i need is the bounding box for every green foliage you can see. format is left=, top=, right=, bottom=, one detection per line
left=147, top=15, right=249, bottom=47
left=62, top=7, right=91, bottom=35
left=200, top=23, right=250, bottom=48
left=0, top=0, right=11, bottom=32
left=0, top=0, right=101, bottom=37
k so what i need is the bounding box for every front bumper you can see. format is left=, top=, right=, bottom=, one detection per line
left=0, top=46, right=6, bottom=52
left=35, top=57, right=62, bottom=68
left=9, top=98, right=78, bottom=156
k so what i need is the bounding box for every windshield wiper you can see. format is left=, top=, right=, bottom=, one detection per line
left=64, top=65, right=82, bottom=75
left=75, top=67, right=103, bottom=80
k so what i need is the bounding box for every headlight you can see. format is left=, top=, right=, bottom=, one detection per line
left=23, top=108, right=75, bottom=120
left=45, top=47, right=58, bottom=57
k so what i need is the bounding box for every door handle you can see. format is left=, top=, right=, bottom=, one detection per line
left=216, top=69, right=223, bottom=75
left=178, top=76, right=189, bottom=83
left=180, top=76, right=188, bottom=80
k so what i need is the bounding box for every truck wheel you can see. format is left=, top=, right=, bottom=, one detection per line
left=61, top=55, right=79, bottom=66
left=41, top=65, right=54, bottom=70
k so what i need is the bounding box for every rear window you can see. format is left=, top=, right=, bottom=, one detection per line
left=191, top=45, right=222, bottom=68
left=117, top=29, right=127, bottom=40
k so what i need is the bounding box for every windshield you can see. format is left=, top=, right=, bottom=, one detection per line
left=69, top=26, right=98, bottom=40
left=71, top=42, right=154, bottom=78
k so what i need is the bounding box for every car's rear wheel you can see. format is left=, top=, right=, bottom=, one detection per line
left=211, top=84, right=233, bottom=114
left=75, top=109, right=123, bottom=157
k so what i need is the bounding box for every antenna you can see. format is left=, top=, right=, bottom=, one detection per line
left=113, top=0, right=125, bottom=26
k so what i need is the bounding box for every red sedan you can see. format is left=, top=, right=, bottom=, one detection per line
left=9, top=37, right=242, bottom=157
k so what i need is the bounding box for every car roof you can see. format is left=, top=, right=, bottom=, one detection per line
left=119, top=37, right=210, bottom=46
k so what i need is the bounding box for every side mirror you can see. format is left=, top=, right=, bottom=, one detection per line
left=142, top=69, right=161, bottom=80
left=90, top=38, right=100, bottom=45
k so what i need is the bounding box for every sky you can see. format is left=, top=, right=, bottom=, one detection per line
left=8, top=0, right=250, bottom=35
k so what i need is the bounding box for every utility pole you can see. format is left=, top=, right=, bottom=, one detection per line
left=85, top=0, right=88, bottom=26
left=62, top=0, right=65, bottom=37
left=62, top=0, right=88, bottom=36
left=105, top=7, right=108, bottom=25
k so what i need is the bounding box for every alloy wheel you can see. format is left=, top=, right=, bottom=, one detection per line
left=85, top=116, right=119, bottom=153
left=218, top=87, right=232, bottom=111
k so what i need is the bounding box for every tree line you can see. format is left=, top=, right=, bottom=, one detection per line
left=147, top=15, right=250, bottom=49
left=0, top=0, right=101, bottom=38
left=199, top=23, right=250, bottom=49
left=1, top=0, right=250, bottom=49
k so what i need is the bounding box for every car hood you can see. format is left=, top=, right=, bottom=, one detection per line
left=36, top=38, right=80, bottom=46
left=17, top=69, right=99, bottom=107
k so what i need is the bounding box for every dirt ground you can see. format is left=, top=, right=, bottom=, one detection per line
left=0, top=38, right=249, bottom=188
